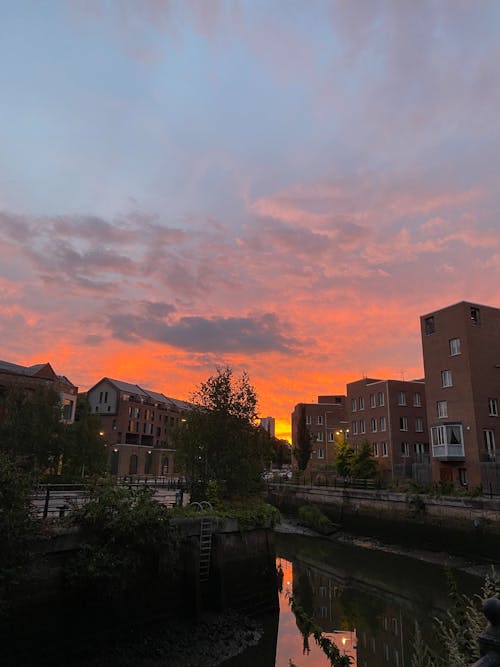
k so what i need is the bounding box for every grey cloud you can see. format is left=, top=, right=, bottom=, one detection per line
left=108, top=312, right=296, bottom=353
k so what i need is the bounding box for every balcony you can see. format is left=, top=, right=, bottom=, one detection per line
left=432, top=443, right=465, bottom=461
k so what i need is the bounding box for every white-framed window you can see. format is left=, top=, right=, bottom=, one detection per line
left=459, top=468, right=467, bottom=486
left=437, top=400, right=448, bottom=418
left=413, top=392, right=422, bottom=407
left=316, top=432, right=324, bottom=442
left=401, top=442, right=410, bottom=457
left=306, top=415, right=312, bottom=425
left=372, top=442, right=379, bottom=457
left=400, top=416, right=408, bottom=431
left=351, top=421, right=358, bottom=435
left=317, top=447, right=324, bottom=459
left=359, top=419, right=366, bottom=434
left=328, top=431, right=334, bottom=441
left=317, top=415, right=323, bottom=425
left=484, top=430, right=496, bottom=461
left=398, top=391, right=407, bottom=406
left=359, top=397, right=365, bottom=410
left=380, top=415, right=387, bottom=431
left=450, top=337, right=461, bottom=356
left=378, top=391, right=385, bottom=407
left=415, top=417, right=424, bottom=432
left=370, top=393, right=376, bottom=408
left=431, top=424, right=463, bottom=447
left=441, top=370, right=453, bottom=387
left=470, top=306, right=481, bottom=325
left=371, top=418, right=377, bottom=433
left=351, top=398, right=357, bottom=412
left=488, top=398, right=498, bottom=417
left=382, top=441, right=388, bottom=457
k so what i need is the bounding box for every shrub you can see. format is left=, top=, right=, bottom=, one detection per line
left=298, top=504, right=336, bottom=535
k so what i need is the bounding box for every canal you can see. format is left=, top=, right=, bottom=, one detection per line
left=225, top=530, right=485, bottom=667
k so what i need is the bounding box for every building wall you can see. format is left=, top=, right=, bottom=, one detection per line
left=421, top=301, right=500, bottom=489
left=291, top=396, right=347, bottom=472
left=347, top=378, right=428, bottom=482
left=87, top=378, right=187, bottom=477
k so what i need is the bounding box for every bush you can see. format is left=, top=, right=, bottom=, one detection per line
left=0, top=452, right=41, bottom=614
left=298, top=504, right=336, bottom=535
left=65, top=478, right=178, bottom=598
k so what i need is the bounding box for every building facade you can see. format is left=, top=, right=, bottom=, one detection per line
left=260, top=416, right=276, bottom=438
left=0, top=359, right=77, bottom=423
left=87, top=377, right=190, bottom=478
left=291, top=395, right=348, bottom=473
left=347, top=377, right=429, bottom=483
left=420, top=301, right=500, bottom=491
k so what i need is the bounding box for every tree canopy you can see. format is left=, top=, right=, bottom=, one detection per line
left=174, top=367, right=270, bottom=500
left=293, top=406, right=312, bottom=471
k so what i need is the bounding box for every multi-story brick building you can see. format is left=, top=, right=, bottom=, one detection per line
left=291, top=395, right=348, bottom=472
left=347, top=377, right=429, bottom=483
left=86, top=377, right=190, bottom=478
left=0, top=359, right=77, bottom=423
left=420, top=301, right=500, bottom=491
left=259, top=416, right=276, bottom=438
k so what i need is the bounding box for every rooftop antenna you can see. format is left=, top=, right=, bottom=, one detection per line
left=401, top=370, right=406, bottom=381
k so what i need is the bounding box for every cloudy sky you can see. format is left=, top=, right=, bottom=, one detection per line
left=1, top=1, right=500, bottom=440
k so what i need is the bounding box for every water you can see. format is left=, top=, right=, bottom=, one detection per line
left=227, top=530, right=484, bottom=667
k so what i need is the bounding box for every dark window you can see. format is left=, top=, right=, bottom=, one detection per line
left=425, top=316, right=435, bottom=334
left=129, top=454, right=138, bottom=475
left=471, top=307, right=481, bottom=325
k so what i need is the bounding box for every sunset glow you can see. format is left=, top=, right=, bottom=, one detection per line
left=2, top=3, right=500, bottom=441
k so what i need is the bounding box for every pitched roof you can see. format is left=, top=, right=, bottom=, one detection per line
left=89, top=377, right=191, bottom=410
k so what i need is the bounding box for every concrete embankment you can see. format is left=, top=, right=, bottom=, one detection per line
left=268, top=483, right=500, bottom=560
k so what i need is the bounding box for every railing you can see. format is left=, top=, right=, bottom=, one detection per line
left=432, top=443, right=465, bottom=459
left=33, top=477, right=187, bottom=518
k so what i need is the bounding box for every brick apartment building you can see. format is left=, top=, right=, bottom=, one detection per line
left=291, top=395, right=348, bottom=472
left=86, top=377, right=190, bottom=478
left=346, top=378, right=429, bottom=483
left=420, top=301, right=500, bottom=491
left=0, top=359, right=78, bottom=423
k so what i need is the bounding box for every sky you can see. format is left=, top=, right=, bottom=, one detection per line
left=1, top=1, right=500, bottom=441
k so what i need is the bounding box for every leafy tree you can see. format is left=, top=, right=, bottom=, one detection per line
left=293, top=406, right=312, bottom=471
left=271, top=437, right=292, bottom=468
left=0, top=452, right=40, bottom=614
left=62, top=395, right=108, bottom=479
left=0, top=383, right=68, bottom=474
left=174, top=367, right=267, bottom=499
left=335, top=433, right=355, bottom=478
left=351, top=441, right=378, bottom=479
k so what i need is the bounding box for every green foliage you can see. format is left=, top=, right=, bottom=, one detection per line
left=0, top=383, right=67, bottom=473
left=288, top=595, right=353, bottom=666
left=66, top=478, right=177, bottom=597
left=411, top=567, right=500, bottom=666
left=0, top=452, right=41, bottom=614
left=298, top=504, right=336, bottom=535
left=293, top=406, right=312, bottom=471
left=335, top=438, right=355, bottom=478
left=62, top=395, right=108, bottom=479
left=270, top=436, right=292, bottom=468
left=174, top=367, right=267, bottom=499
left=351, top=441, right=378, bottom=479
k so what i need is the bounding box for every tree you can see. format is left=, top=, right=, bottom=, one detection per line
left=174, top=367, right=267, bottom=499
left=335, top=434, right=355, bottom=479
left=62, top=395, right=108, bottom=479
left=351, top=442, right=378, bottom=479
left=293, top=406, right=312, bottom=471
left=0, top=383, right=68, bottom=474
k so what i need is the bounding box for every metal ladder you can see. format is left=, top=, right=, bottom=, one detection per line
left=199, top=516, right=213, bottom=582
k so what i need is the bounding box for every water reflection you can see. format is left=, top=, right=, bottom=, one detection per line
left=274, top=531, right=482, bottom=667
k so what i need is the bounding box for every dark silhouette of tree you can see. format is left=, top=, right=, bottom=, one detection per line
left=293, top=405, right=312, bottom=471
left=174, top=367, right=267, bottom=499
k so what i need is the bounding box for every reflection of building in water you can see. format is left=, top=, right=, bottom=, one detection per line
left=292, top=557, right=417, bottom=667
left=286, top=558, right=358, bottom=665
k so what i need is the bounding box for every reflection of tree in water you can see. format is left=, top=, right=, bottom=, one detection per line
left=276, top=563, right=284, bottom=594
left=292, top=567, right=315, bottom=653
left=339, top=586, right=381, bottom=635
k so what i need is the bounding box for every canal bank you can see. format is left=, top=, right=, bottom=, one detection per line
left=1, top=516, right=279, bottom=666
left=267, top=482, right=500, bottom=561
